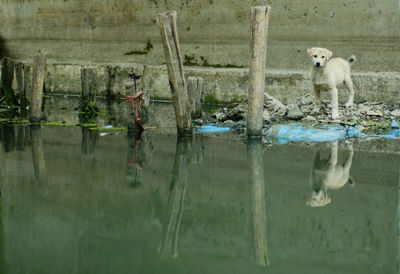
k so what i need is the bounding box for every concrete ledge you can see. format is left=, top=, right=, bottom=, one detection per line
left=4, top=61, right=400, bottom=104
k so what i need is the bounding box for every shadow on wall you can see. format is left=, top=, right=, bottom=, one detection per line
left=0, top=35, right=11, bottom=58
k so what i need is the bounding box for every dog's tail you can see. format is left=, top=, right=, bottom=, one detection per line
left=348, top=55, right=356, bottom=66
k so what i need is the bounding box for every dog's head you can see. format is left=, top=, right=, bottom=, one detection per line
left=307, top=47, right=333, bottom=68
left=306, top=189, right=332, bottom=207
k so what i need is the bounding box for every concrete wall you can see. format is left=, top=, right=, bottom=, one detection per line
left=0, top=0, right=399, bottom=72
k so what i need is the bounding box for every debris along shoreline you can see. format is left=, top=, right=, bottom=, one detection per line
left=209, top=92, right=400, bottom=142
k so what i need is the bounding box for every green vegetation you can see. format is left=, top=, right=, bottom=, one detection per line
left=183, top=54, right=244, bottom=68
left=124, top=39, right=154, bottom=55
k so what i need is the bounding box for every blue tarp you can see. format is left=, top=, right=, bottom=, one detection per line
left=266, top=121, right=400, bottom=144
left=195, top=123, right=231, bottom=133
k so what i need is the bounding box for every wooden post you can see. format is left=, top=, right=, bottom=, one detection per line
left=158, top=11, right=192, bottom=136
left=160, top=136, right=191, bottom=258
left=248, top=137, right=269, bottom=266
left=125, top=67, right=150, bottom=131
left=30, top=49, right=47, bottom=122
left=106, top=65, right=119, bottom=99
left=187, top=77, right=204, bottom=119
left=24, top=63, right=32, bottom=100
left=80, top=67, right=98, bottom=114
left=0, top=57, right=15, bottom=102
left=247, top=6, right=270, bottom=137
left=15, top=62, right=24, bottom=96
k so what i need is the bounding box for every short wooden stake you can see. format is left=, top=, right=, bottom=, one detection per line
left=158, top=11, right=192, bottom=136
left=24, top=64, right=32, bottom=99
left=125, top=67, right=150, bottom=131
left=80, top=67, right=98, bottom=114
left=247, top=137, right=269, bottom=266
left=30, top=49, right=47, bottom=122
left=0, top=57, right=15, bottom=102
left=15, top=62, right=24, bottom=96
left=187, top=77, right=204, bottom=119
left=247, top=6, right=270, bottom=137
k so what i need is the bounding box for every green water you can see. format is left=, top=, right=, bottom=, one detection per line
left=0, top=122, right=399, bottom=274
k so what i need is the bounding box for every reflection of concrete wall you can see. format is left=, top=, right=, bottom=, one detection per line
left=0, top=131, right=399, bottom=273
left=0, top=0, right=399, bottom=72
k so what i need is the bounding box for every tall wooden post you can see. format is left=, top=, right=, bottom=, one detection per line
left=248, top=137, right=269, bottom=266
left=30, top=49, right=47, bottom=122
left=158, top=11, right=192, bottom=136
left=247, top=6, right=270, bottom=137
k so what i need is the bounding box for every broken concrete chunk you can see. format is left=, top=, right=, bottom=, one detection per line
left=391, top=109, right=400, bottom=117
left=287, top=104, right=303, bottom=120
left=263, top=109, right=271, bottom=122
left=366, top=110, right=383, bottom=117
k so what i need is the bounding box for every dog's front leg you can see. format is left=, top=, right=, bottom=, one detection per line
left=312, top=85, right=322, bottom=114
left=330, top=87, right=339, bottom=120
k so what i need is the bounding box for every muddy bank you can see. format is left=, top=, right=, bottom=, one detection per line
left=210, top=93, right=400, bottom=136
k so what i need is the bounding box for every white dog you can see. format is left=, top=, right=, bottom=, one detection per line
left=307, top=47, right=356, bottom=120
left=307, top=141, right=354, bottom=207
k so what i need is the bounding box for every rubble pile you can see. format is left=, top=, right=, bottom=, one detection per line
left=211, top=93, right=400, bottom=133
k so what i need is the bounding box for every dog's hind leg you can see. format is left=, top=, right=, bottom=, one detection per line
left=344, top=76, right=354, bottom=108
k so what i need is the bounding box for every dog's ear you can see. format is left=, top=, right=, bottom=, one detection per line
left=307, top=48, right=314, bottom=56
left=325, top=49, right=333, bottom=60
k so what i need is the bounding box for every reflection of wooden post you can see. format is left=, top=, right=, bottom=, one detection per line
left=247, top=137, right=269, bottom=266
left=30, top=49, right=47, bottom=122
left=247, top=6, right=270, bottom=137
left=158, top=11, right=192, bottom=136
left=126, top=129, right=144, bottom=188
left=30, top=125, right=47, bottom=185
left=79, top=115, right=98, bottom=154
left=160, top=136, right=191, bottom=258
left=16, top=126, right=26, bottom=151
left=190, top=134, right=203, bottom=164
left=1, top=123, right=15, bottom=153
left=187, top=77, right=204, bottom=119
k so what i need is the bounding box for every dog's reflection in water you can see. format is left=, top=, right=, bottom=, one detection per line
left=307, top=141, right=354, bottom=207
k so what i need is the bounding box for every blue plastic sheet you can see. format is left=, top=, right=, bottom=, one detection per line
left=266, top=121, right=400, bottom=144
left=195, top=123, right=231, bottom=133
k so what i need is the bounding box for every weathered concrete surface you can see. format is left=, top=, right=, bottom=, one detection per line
left=4, top=61, right=400, bottom=104
left=0, top=0, right=399, bottom=72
